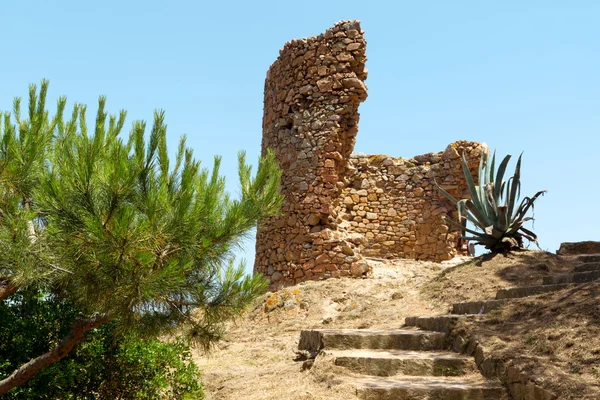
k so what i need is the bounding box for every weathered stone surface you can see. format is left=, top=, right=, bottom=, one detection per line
left=298, top=329, right=446, bottom=353
left=325, top=349, right=476, bottom=377
left=449, top=331, right=558, bottom=400
left=505, top=364, right=557, bottom=400
left=574, top=254, right=600, bottom=263
left=404, top=315, right=467, bottom=333
left=452, top=299, right=506, bottom=315
left=557, top=241, right=600, bottom=255
left=542, top=269, right=600, bottom=285
left=495, top=283, right=571, bottom=300
left=254, top=21, right=372, bottom=286
left=335, top=141, right=482, bottom=264
left=352, top=375, right=508, bottom=400
left=573, top=262, right=600, bottom=272
left=254, top=20, right=483, bottom=286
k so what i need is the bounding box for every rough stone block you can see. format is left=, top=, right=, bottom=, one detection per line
left=557, top=241, right=600, bottom=255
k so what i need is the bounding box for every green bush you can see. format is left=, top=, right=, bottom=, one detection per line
left=0, top=287, right=204, bottom=399
left=95, top=335, right=204, bottom=400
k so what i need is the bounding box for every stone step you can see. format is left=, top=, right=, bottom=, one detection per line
left=557, top=241, right=600, bottom=255
left=495, top=283, right=571, bottom=300
left=298, top=329, right=446, bottom=353
left=573, top=262, right=600, bottom=272
left=451, top=300, right=506, bottom=315
left=352, top=376, right=508, bottom=400
left=325, top=349, right=476, bottom=377
left=542, top=269, right=600, bottom=285
left=574, top=254, right=600, bottom=263
left=404, top=315, right=467, bottom=332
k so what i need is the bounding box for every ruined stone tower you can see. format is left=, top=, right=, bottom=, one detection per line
left=254, top=21, right=483, bottom=286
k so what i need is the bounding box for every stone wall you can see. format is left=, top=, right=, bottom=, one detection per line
left=254, top=21, right=483, bottom=286
left=338, top=142, right=484, bottom=261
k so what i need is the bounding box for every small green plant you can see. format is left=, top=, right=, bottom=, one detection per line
left=524, top=335, right=536, bottom=345
left=434, top=365, right=461, bottom=377
left=437, top=150, right=546, bottom=253
left=485, top=305, right=504, bottom=316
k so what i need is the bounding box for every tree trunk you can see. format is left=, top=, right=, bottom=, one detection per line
left=0, top=314, right=109, bottom=394
left=0, top=280, right=18, bottom=301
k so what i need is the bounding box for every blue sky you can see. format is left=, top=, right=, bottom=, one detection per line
left=2, top=1, right=599, bottom=271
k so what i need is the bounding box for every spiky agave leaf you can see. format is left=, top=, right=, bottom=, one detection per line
left=461, top=153, right=493, bottom=227
left=494, top=155, right=511, bottom=203
left=436, top=150, right=545, bottom=253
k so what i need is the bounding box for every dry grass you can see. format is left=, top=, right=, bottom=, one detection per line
left=455, top=282, right=600, bottom=399
left=420, top=250, right=573, bottom=308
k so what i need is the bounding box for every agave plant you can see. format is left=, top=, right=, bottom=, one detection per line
left=437, top=150, right=546, bottom=253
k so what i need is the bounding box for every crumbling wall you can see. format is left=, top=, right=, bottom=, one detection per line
left=254, top=21, right=483, bottom=286
left=339, top=141, right=484, bottom=261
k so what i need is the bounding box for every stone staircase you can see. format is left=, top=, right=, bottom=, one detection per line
left=299, top=328, right=507, bottom=399
left=453, top=254, right=600, bottom=315
left=298, top=252, right=600, bottom=399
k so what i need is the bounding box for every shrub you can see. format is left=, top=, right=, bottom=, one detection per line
left=0, top=287, right=204, bottom=399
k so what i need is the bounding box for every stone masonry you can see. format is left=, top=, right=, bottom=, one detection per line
left=254, top=21, right=483, bottom=286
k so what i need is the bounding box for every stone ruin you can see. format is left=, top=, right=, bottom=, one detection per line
left=254, top=20, right=484, bottom=287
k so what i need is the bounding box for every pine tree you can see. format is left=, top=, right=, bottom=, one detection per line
left=0, top=81, right=282, bottom=394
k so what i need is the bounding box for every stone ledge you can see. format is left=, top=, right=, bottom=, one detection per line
left=450, top=334, right=557, bottom=400
left=557, top=241, right=600, bottom=255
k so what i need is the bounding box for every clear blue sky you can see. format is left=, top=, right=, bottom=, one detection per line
left=2, top=1, right=599, bottom=271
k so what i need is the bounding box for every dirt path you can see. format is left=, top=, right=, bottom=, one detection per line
left=194, top=257, right=468, bottom=400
